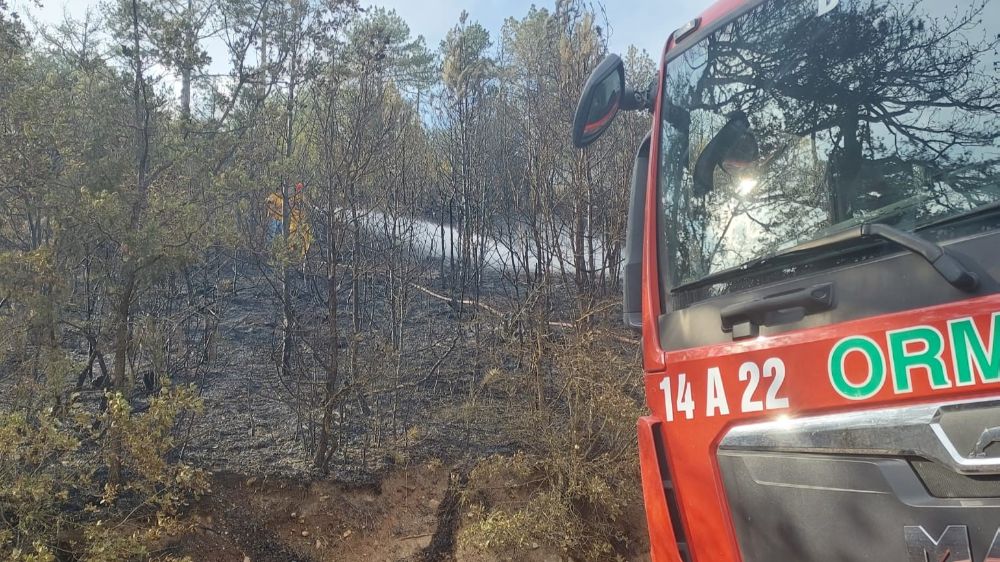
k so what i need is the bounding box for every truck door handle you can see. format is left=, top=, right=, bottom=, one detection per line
left=721, top=283, right=835, bottom=338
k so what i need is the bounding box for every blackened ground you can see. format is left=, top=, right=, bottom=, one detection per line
left=177, top=262, right=523, bottom=482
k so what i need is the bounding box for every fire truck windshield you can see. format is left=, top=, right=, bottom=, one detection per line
left=658, top=0, right=1000, bottom=290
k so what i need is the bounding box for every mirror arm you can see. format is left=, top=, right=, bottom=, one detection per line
left=621, top=80, right=656, bottom=112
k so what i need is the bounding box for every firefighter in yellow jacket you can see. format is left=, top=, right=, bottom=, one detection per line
left=266, top=182, right=312, bottom=257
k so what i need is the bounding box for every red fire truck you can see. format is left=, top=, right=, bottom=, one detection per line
left=573, top=0, right=1000, bottom=560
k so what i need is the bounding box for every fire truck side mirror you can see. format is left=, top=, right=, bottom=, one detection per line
left=573, top=54, right=626, bottom=148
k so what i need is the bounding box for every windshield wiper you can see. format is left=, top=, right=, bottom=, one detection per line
left=675, top=222, right=980, bottom=293
left=805, top=224, right=978, bottom=291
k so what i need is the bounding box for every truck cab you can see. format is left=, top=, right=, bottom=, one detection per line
left=574, top=0, right=1000, bottom=560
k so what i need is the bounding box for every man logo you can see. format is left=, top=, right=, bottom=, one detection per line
left=972, top=426, right=1000, bottom=458
left=818, top=0, right=839, bottom=16
left=904, top=526, right=1000, bottom=562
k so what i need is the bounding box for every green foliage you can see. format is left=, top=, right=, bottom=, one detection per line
left=147, top=0, right=213, bottom=77
left=347, top=7, right=436, bottom=89
left=104, top=383, right=209, bottom=503
left=0, top=412, right=81, bottom=554
left=441, top=13, right=493, bottom=97
left=0, top=384, right=207, bottom=561
left=0, top=0, right=25, bottom=62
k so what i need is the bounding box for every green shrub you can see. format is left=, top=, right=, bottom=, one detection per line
left=0, top=382, right=207, bottom=561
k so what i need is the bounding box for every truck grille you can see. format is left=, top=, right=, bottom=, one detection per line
left=716, top=399, right=1000, bottom=561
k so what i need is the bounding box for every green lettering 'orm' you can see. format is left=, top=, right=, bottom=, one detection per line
left=829, top=336, right=885, bottom=400
left=951, top=313, right=1000, bottom=386
left=888, top=326, right=949, bottom=393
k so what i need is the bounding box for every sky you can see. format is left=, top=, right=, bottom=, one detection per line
left=16, top=0, right=708, bottom=64
left=360, top=0, right=706, bottom=58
